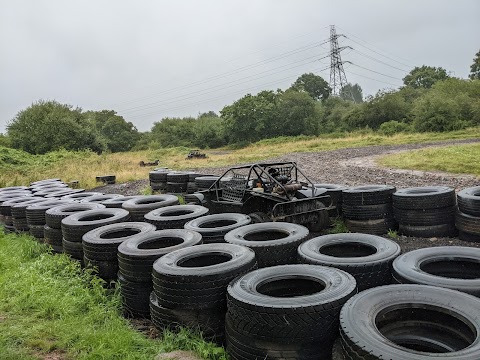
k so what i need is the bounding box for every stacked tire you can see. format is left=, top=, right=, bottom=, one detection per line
left=194, top=176, right=219, bottom=191
left=82, top=222, right=155, bottom=281
left=26, top=200, right=71, bottom=241
left=45, top=203, right=106, bottom=254
left=122, top=195, right=179, bottom=221
left=342, top=185, right=397, bottom=235
left=7, top=197, right=46, bottom=233
left=225, top=222, right=309, bottom=268
left=150, top=243, right=256, bottom=343
left=186, top=173, right=201, bottom=194
left=118, top=229, right=202, bottom=317
left=312, top=184, right=348, bottom=217
left=166, top=172, right=189, bottom=194
left=184, top=213, right=251, bottom=243
left=393, top=186, right=457, bottom=237
left=144, top=204, right=209, bottom=230
left=149, top=170, right=169, bottom=192
left=456, top=186, right=480, bottom=242
left=0, top=192, right=33, bottom=232
left=226, top=264, right=357, bottom=359
left=61, top=208, right=130, bottom=263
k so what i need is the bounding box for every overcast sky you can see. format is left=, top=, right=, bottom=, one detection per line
left=1, top=0, right=478, bottom=132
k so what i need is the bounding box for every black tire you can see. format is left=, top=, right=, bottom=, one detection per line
left=118, top=272, right=152, bottom=318
left=150, top=181, right=166, bottom=191
left=4, top=216, right=13, bottom=226
left=399, top=223, right=457, bottom=238
left=313, top=183, right=348, bottom=215
left=184, top=213, right=251, bottom=243
left=101, top=196, right=140, bottom=208
left=118, top=229, right=203, bottom=282
left=26, top=200, right=72, bottom=226
left=342, top=185, right=396, bottom=206
left=149, top=171, right=168, bottom=183
left=392, top=246, right=480, bottom=296
left=339, top=284, right=480, bottom=360
left=393, top=186, right=456, bottom=210
left=11, top=198, right=48, bottom=218
left=298, top=233, right=400, bottom=291
left=29, top=224, right=45, bottom=239
left=144, top=205, right=209, bottom=230
left=82, top=222, right=156, bottom=261
left=457, top=186, right=480, bottom=216
left=459, top=230, right=480, bottom=242
left=226, top=264, right=356, bottom=359
left=166, top=172, right=189, bottom=183
left=345, top=218, right=397, bottom=235
left=150, top=291, right=225, bottom=343
left=122, top=195, right=179, bottom=221
left=455, top=211, right=480, bottom=235
left=152, top=243, right=256, bottom=309
left=79, top=194, right=123, bottom=204
left=61, top=192, right=104, bottom=201
left=44, top=225, right=63, bottom=246
left=343, top=203, right=393, bottom=220
left=393, top=206, right=456, bottom=226
left=30, top=178, right=61, bottom=186
left=2, top=197, right=43, bottom=217
left=45, top=203, right=106, bottom=229
left=194, top=176, right=219, bottom=190
left=225, top=222, right=309, bottom=268
left=0, top=186, right=29, bottom=192
left=62, top=238, right=84, bottom=261
left=166, top=182, right=187, bottom=193
left=186, top=182, right=198, bottom=194
left=61, top=208, right=130, bottom=243
left=83, top=257, right=118, bottom=281
left=12, top=217, right=29, bottom=232
left=44, top=189, right=85, bottom=198
left=248, top=212, right=271, bottom=223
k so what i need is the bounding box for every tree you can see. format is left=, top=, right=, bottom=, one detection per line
left=402, top=66, right=449, bottom=89
left=276, top=90, right=317, bottom=136
left=340, top=83, right=363, bottom=103
left=7, top=100, right=105, bottom=154
left=470, top=49, right=480, bottom=80
left=150, top=117, right=197, bottom=147
left=290, top=73, right=331, bottom=101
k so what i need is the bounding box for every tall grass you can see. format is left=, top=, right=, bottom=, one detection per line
left=1, top=127, right=479, bottom=189
left=0, top=232, right=226, bottom=360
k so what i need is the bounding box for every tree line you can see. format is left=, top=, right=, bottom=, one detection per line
left=4, top=50, right=480, bottom=154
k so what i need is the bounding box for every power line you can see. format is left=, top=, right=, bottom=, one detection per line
left=349, top=48, right=410, bottom=73
left=349, top=63, right=404, bottom=81
left=345, top=69, right=401, bottom=87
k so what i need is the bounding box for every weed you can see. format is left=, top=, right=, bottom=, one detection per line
left=329, top=218, right=349, bottom=234
left=387, top=229, right=399, bottom=239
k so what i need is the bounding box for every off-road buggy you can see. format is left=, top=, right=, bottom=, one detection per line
left=186, top=150, right=207, bottom=160
left=186, top=161, right=333, bottom=230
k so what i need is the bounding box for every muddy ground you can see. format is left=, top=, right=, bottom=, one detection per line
left=96, top=138, right=480, bottom=359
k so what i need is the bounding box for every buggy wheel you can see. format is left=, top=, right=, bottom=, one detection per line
left=248, top=212, right=271, bottom=223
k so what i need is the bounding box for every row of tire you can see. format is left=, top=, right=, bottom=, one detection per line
left=2, top=180, right=480, bottom=359
left=148, top=168, right=219, bottom=193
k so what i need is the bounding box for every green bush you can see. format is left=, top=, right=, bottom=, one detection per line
left=379, top=121, right=411, bottom=136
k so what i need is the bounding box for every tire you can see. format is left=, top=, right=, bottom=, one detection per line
left=393, top=206, right=456, bottom=226
left=45, top=203, right=106, bottom=229
left=118, top=229, right=203, bottom=282
left=343, top=203, right=393, bottom=220
left=118, top=272, right=152, bottom=318
left=150, top=291, right=225, bottom=343
left=79, top=194, right=123, bottom=204
left=226, top=264, right=356, bottom=359
left=29, top=224, right=45, bottom=239
left=44, top=189, right=85, bottom=198
left=101, top=196, right=140, bottom=208
left=82, top=222, right=156, bottom=261
left=248, top=212, right=271, bottom=223
left=44, top=225, right=63, bottom=246
left=455, top=211, right=480, bottom=235
left=83, top=256, right=118, bottom=281
left=457, top=186, right=480, bottom=216
left=459, top=230, right=480, bottom=242
left=0, top=186, right=29, bottom=192
left=122, top=195, right=179, bottom=221
left=150, top=181, right=166, bottom=191
left=26, top=200, right=72, bottom=226
left=225, top=222, right=309, bottom=268
left=61, top=192, right=104, bottom=201
left=62, top=238, right=84, bottom=261
left=166, top=182, right=187, bottom=193
left=2, top=197, right=43, bottom=217
left=144, top=205, right=209, bottom=230
left=342, top=185, right=396, bottom=206
left=194, top=176, right=219, bottom=190
left=186, top=182, right=198, bottom=194
left=61, top=208, right=130, bottom=243
left=313, top=183, right=348, bottom=215
left=345, top=218, right=397, bottom=235
left=339, top=284, right=480, bottom=360
left=152, top=243, right=256, bottom=309
left=12, top=217, right=29, bottom=232
left=166, top=172, right=189, bottom=183
left=399, top=223, right=457, bottom=238
left=392, top=246, right=480, bottom=296
left=11, top=198, right=48, bottom=218
left=30, top=178, right=61, bottom=186
left=188, top=173, right=201, bottom=182
left=393, top=186, right=456, bottom=210
left=298, top=233, right=400, bottom=291
left=149, top=171, right=168, bottom=183
left=184, top=213, right=251, bottom=243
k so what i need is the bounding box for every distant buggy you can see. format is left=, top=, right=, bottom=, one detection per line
left=186, top=161, right=333, bottom=231
left=186, top=150, right=207, bottom=160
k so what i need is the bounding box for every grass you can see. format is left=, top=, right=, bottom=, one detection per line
left=378, top=143, right=480, bottom=177
left=1, top=127, right=480, bottom=189
left=0, top=231, right=226, bottom=360
left=328, top=218, right=349, bottom=234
